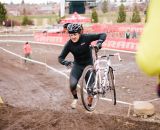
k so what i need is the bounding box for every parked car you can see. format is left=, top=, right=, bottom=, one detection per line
left=42, top=24, right=63, bottom=33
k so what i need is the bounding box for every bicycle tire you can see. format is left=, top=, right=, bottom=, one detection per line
left=80, top=65, right=99, bottom=111
left=107, top=67, right=116, bottom=105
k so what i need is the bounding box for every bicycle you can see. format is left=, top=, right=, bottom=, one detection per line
left=80, top=45, right=122, bottom=111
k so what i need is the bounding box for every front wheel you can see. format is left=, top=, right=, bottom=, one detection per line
left=105, top=67, right=116, bottom=105
left=81, top=65, right=99, bottom=111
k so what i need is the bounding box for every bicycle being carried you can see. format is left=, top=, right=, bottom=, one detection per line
left=81, top=45, right=122, bottom=111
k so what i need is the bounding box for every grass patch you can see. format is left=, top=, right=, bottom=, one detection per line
left=8, top=14, right=59, bottom=25
left=7, top=11, right=145, bottom=26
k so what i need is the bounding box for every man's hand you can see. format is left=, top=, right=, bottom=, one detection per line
left=95, top=42, right=102, bottom=53
left=64, top=61, right=72, bottom=67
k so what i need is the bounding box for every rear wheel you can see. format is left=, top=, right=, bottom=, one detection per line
left=105, top=67, right=116, bottom=105
left=81, top=65, right=99, bottom=111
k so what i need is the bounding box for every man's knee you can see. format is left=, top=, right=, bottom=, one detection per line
left=70, top=81, right=77, bottom=91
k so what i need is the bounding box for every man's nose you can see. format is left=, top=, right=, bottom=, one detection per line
left=72, top=36, right=76, bottom=38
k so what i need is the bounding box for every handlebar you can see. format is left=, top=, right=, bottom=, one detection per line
left=90, top=45, right=122, bottom=62
left=99, top=53, right=122, bottom=62
left=114, top=53, right=122, bottom=61
left=89, top=45, right=96, bottom=48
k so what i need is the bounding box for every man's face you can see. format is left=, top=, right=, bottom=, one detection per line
left=69, top=33, right=80, bottom=43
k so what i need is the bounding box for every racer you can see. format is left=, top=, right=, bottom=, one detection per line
left=58, top=23, right=106, bottom=109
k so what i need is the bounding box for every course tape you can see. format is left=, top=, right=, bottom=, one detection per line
left=0, top=40, right=159, bottom=107
left=0, top=47, right=68, bottom=79
left=0, top=34, right=33, bottom=37
left=0, top=40, right=64, bottom=47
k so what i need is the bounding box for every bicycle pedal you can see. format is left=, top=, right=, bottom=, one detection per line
left=92, top=92, right=98, bottom=95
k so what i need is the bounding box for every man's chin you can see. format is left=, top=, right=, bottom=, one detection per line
left=72, top=40, right=78, bottom=43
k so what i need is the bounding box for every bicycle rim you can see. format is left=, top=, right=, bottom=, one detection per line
left=81, top=65, right=99, bottom=111
left=105, top=67, right=116, bottom=105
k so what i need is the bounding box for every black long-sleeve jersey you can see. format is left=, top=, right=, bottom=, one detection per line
left=58, top=33, right=107, bottom=66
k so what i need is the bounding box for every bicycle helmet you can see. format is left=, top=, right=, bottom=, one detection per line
left=67, top=23, right=82, bottom=34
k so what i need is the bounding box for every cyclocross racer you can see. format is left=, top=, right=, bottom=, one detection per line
left=58, top=23, right=106, bottom=109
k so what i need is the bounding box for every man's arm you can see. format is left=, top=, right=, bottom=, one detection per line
left=85, top=33, right=107, bottom=49
left=58, top=42, right=70, bottom=65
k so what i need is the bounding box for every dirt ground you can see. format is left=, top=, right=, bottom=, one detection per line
left=0, top=35, right=160, bottom=130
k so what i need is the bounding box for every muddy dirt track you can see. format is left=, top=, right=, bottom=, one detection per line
left=0, top=35, right=160, bottom=130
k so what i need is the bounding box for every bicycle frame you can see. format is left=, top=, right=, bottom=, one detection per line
left=81, top=46, right=121, bottom=111
left=94, top=58, right=110, bottom=94
left=91, top=46, right=121, bottom=95
left=85, top=59, right=110, bottom=94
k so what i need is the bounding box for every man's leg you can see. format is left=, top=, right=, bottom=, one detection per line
left=28, top=53, right=31, bottom=59
left=24, top=54, right=28, bottom=63
left=70, top=64, right=84, bottom=109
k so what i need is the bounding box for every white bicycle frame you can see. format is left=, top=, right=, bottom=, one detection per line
left=85, top=53, right=121, bottom=94
left=89, top=53, right=121, bottom=94
left=94, top=58, right=111, bottom=94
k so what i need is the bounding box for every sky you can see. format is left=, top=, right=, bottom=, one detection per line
left=0, top=0, right=59, bottom=4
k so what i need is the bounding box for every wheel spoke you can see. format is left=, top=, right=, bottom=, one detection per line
left=81, top=65, right=99, bottom=111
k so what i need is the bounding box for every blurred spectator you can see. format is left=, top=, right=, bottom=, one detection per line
left=132, top=30, right=137, bottom=39
left=125, top=29, right=130, bottom=39
left=23, top=42, right=32, bottom=63
left=136, top=0, right=160, bottom=97
left=63, top=23, right=71, bottom=33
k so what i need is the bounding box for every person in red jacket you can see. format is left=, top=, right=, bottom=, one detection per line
left=23, top=42, right=32, bottom=63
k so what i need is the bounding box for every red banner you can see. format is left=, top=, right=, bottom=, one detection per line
left=34, top=24, right=143, bottom=52
left=34, top=32, right=69, bottom=45
left=103, top=38, right=138, bottom=52
left=34, top=33, right=138, bottom=52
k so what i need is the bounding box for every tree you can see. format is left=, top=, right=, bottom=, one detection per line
left=22, top=8, right=26, bottom=15
left=0, top=2, right=7, bottom=25
left=22, top=16, right=33, bottom=26
left=117, top=4, right=126, bottom=23
left=101, top=0, right=108, bottom=13
left=91, top=8, right=98, bottom=23
left=4, top=19, right=20, bottom=27
left=131, top=5, right=141, bottom=23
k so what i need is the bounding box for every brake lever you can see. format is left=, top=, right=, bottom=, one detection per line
left=114, top=53, right=122, bottom=61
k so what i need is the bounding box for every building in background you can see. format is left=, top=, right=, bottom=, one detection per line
left=66, top=0, right=96, bottom=14
left=69, top=1, right=85, bottom=14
